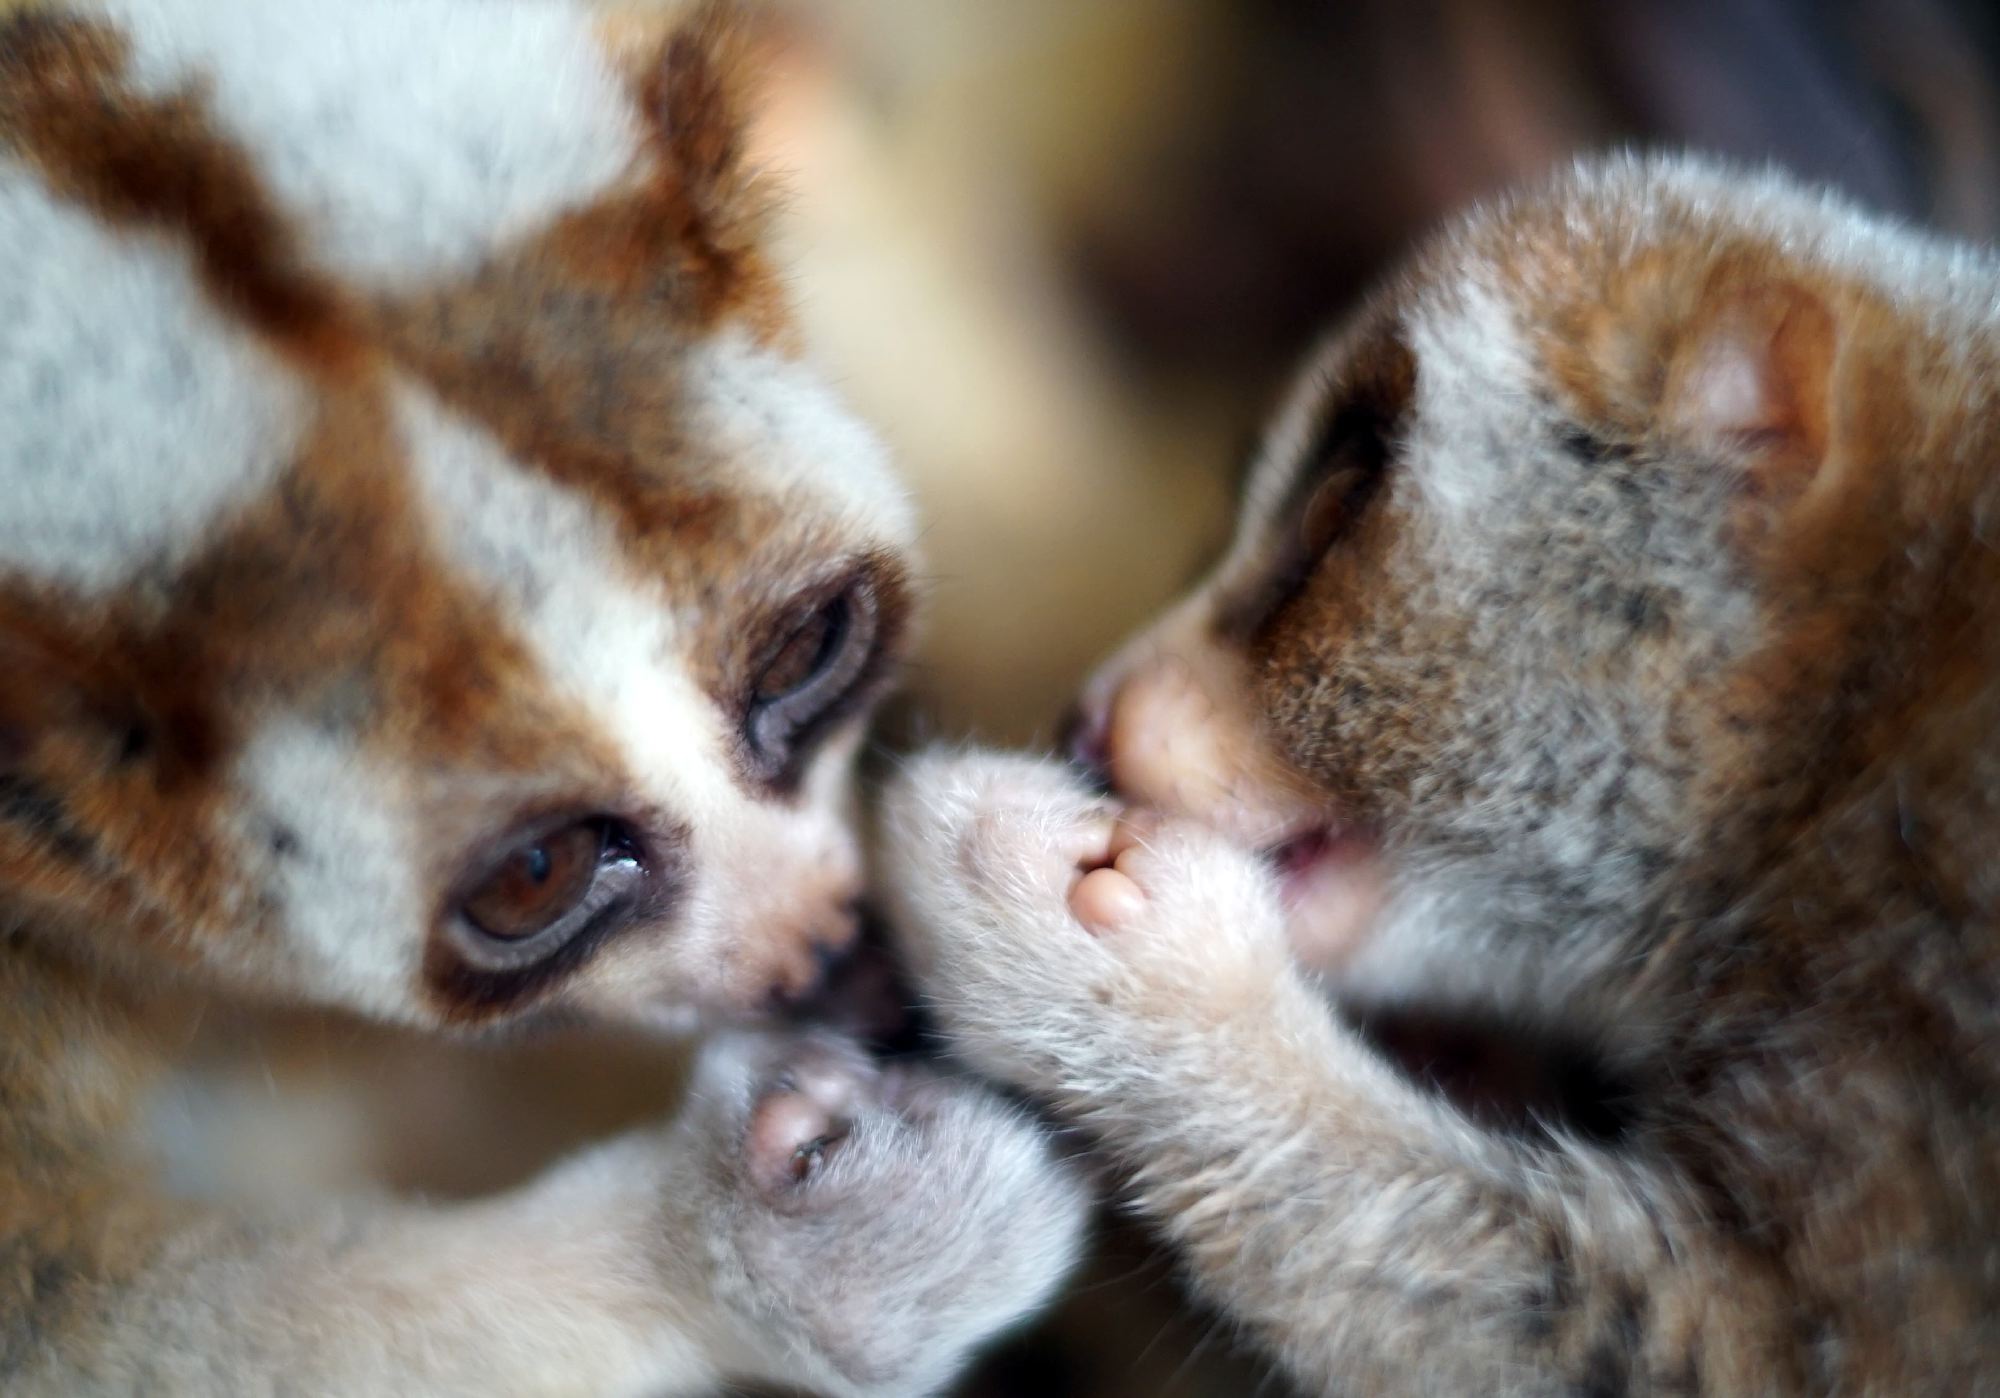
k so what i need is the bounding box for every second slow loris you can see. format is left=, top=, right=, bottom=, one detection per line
left=882, top=155, right=2000, bottom=1392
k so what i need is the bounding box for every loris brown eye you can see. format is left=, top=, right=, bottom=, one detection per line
left=462, top=824, right=600, bottom=939
left=1218, top=428, right=1392, bottom=640
left=756, top=599, right=845, bottom=706
left=457, top=819, right=644, bottom=950
left=745, top=574, right=887, bottom=788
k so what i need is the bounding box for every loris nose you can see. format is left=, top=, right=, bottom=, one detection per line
left=1086, top=658, right=1242, bottom=817
left=762, top=905, right=863, bottom=1012
left=1057, top=701, right=1114, bottom=793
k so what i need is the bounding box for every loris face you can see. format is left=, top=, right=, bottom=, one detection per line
left=1074, top=156, right=1964, bottom=979
left=0, top=1, right=916, bottom=1030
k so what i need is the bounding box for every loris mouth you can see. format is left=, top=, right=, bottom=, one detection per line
left=1265, top=825, right=1374, bottom=898
left=1262, top=824, right=1387, bottom=975
left=781, top=908, right=934, bottom=1057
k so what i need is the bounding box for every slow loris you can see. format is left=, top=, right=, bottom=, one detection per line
left=884, top=154, right=2000, bottom=1393
left=0, top=3, right=1086, bottom=1392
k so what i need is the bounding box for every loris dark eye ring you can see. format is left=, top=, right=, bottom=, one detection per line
left=744, top=575, right=884, bottom=786
left=454, top=818, right=645, bottom=963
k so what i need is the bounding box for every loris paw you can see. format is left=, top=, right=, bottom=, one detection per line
left=893, top=747, right=1121, bottom=909
left=686, top=1030, right=1091, bottom=1398
left=877, top=749, right=1293, bottom=1089
left=736, top=1033, right=884, bottom=1199
left=876, top=750, right=1125, bottom=1076
left=1068, top=815, right=1293, bottom=1004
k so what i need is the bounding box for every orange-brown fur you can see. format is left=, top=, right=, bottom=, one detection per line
left=0, top=4, right=793, bottom=1003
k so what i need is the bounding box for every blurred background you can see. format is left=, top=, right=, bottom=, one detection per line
left=107, top=2, right=2000, bottom=1394
left=747, top=1, right=2000, bottom=1391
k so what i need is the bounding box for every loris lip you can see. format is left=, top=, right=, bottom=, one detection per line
left=1263, top=824, right=1386, bottom=976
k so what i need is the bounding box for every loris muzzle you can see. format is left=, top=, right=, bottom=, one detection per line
left=0, top=0, right=917, bottom=1030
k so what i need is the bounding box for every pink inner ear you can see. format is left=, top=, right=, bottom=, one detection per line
left=1665, top=281, right=1836, bottom=476
left=1678, top=318, right=1786, bottom=438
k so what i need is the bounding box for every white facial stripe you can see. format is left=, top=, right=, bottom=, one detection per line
left=231, top=715, right=422, bottom=1018
left=93, top=0, right=644, bottom=287
left=683, top=331, right=919, bottom=550
left=1403, top=277, right=1537, bottom=530
left=390, top=381, right=736, bottom=823
left=0, top=176, right=306, bottom=593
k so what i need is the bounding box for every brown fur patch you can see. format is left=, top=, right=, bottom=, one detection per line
left=363, top=4, right=798, bottom=563
left=634, top=0, right=791, bottom=341
left=0, top=12, right=363, bottom=373
left=0, top=383, right=634, bottom=982
left=368, top=254, right=742, bottom=563
left=575, top=1, right=794, bottom=343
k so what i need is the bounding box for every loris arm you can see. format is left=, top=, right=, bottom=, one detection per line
left=881, top=752, right=1781, bottom=1396
left=7, top=1030, right=1088, bottom=1398
left=11, top=1134, right=746, bottom=1397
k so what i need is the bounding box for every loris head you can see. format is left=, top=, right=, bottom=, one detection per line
left=1075, top=155, right=2000, bottom=971
left=0, top=0, right=917, bottom=1031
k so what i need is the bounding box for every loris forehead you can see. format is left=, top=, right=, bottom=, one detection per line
left=0, top=0, right=914, bottom=1004
left=1, top=0, right=910, bottom=575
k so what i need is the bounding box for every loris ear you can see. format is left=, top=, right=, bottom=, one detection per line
left=1557, top=252, right=1848, bottom=509
left=1660, top=271, right=1840, bottom=502
left=647, top=2, right=759, bottom=223
left=596, top=2, right=785, bottom=329
left=596, top=1, right=766, bottom=244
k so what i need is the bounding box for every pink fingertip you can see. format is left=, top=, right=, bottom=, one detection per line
left=1071, top=866, right=1147, bottom=932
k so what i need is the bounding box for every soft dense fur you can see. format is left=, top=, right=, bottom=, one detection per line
left=0, top=2, right=1087, bottom=1392
left=884, top=155, right=2000, bottom=1392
